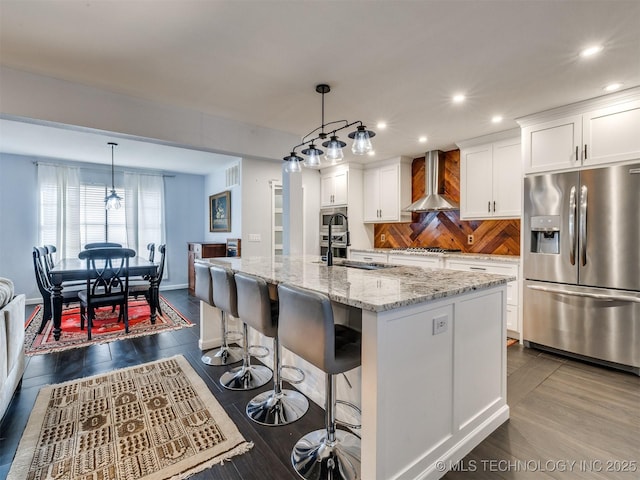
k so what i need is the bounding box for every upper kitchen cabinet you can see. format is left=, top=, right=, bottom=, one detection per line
left=363, top=157, right=412, bottom=223
left=519, top=88, right=640, bottom=174
left=320, top=166, right=348, bottom=206
left=458, top=130, right=522, bottom=220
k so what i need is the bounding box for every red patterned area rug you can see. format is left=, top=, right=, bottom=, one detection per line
left=7, top=355, right=253, bottom=480
left=25, top=296, right=194, bottom=356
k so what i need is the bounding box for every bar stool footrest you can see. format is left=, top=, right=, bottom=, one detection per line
left=280, top=364, right=305, bottom=385
left=335, top=400, right=362, bottom=430
left=248, top=344, right=270, bottom=359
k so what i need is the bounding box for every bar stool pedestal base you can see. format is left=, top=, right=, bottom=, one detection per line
left=247, top=389, right=309, bottom=426
left=291, top=429, right=361, bottom=480
left=201, top=346, right=243, bottom=366
left=220, top=364, right=272, bottom=390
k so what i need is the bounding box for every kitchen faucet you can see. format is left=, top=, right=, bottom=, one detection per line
left=327, top=212, right=350, bottom=266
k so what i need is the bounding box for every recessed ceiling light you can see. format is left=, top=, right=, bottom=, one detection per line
left=491, top=115, right=503, bottom=124
left=376, top=121, right=387, bottom=130
left=452, top=94, right=466, bottom=104
left=604, top=83, right=622, bottom=92
left=580, top=45, right=603, bottom=58
left=418, top=136, right=428, bottom=143
left=367, top=150, right=376, bottom=156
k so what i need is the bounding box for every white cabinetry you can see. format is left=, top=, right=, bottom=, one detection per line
left=519, top=90, right=640, bottom=174
left=387, top=254, right=443, bottom=269
left=349, top=251, right=388, bottom=263
left=321, top=167, right=348, bottom=206
left=458, top=131, right=522, bottom=220
left=445, top=258, right=520, bottom=332
left=363, top=157, right=412, bottom=223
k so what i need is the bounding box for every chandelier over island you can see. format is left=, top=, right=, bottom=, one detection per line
left=283, top=84, right=376, bottom=173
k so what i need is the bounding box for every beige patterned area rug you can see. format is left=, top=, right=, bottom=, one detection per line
left=8, top=355, right=252, bottom=480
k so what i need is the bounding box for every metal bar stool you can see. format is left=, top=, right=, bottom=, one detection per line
left=195, top=263, right=242, bottom=365
left=235, top=272, right=309, bottom=426
left=211, top=265, right=273, bottom=390
left=277, top=283, right=362, bottom=480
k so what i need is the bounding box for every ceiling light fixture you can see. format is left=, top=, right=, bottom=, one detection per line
left=105, top=142, right=122, bottom=210
left=452, top=94, right=466, bottom=103
left=580, top=45, right=603, bottom=58
left=492, top=115, right=503, bottom=124
left=418, top=136, right=428, bottom=143
left=283, top=84, right=375, bottom=173
left=604, top=83, right=622, bottom=92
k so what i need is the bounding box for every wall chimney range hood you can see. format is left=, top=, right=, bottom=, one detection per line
left=404, top=150, right=459, bottom=212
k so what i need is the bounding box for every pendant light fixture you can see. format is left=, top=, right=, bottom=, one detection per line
left=282, top=84, right=375, bottom=172
left=105, top=142, right=122, bottom=210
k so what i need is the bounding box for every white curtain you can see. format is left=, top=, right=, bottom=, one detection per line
left=38, top=164, right=81, bottom=259
left=124, top=172, right=167, bottom=276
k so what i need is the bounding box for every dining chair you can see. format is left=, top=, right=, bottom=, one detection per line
left=130, top=244, right=166, bottom=316
left=32, top=247, right=83, bottom=334
left=84, top=242, right=123, bottom=249
left=77, top=247, right=136, bottom=340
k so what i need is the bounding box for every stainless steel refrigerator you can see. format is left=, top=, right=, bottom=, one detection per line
left=523, top=162, right=640, bottom=375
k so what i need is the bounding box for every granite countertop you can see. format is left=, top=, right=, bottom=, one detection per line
left=352, top=248, right=520, bottom=265
left=197, top=255, right=513, bottom=313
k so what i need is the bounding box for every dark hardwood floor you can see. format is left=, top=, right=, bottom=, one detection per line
left=1, top=289, right=639, bottom=479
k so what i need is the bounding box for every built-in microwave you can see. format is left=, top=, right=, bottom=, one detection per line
left=320, top=206, right=347, bottom=233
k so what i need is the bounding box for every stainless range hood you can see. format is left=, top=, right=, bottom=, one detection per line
left=404, top=150, right=459, bottom=212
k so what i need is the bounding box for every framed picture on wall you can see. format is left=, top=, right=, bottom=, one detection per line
left=209, top=191, right=231, bottom=232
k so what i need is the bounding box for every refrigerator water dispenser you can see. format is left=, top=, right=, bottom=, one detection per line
left=530, top=215, right=560, bottom=254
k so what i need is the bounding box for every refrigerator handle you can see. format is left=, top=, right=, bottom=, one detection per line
left=579, top=185, right=588, bottom=266
left=568, top=185, right=577, bottom=265
left=527, top=285, right=640, bottom=304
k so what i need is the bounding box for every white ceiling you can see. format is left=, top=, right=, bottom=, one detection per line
left=1, top=0, right=639, bottom=174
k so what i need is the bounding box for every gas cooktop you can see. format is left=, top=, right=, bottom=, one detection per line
left=390, top=247, right=462, bottom=254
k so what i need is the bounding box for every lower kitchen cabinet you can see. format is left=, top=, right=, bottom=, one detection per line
left=445, top=258, right=520, bottom=333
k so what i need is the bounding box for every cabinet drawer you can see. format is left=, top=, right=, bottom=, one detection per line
left=349, top=251, right=387, bottom=263
left=445, top=259, right=518, bottom=306
left=387, top=254, right=443, bottom=269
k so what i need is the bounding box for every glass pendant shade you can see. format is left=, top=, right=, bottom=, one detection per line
left=348, top=126, right=375, bottom=155
left=283, top=152, right=303, bottom=173
left=301, top=143, right=323, bottom=168
left=105, top=190, right=122, bottom=210
left=322, top=136, right=346, bottom=162
left=105, top=142, right=122, bottom=210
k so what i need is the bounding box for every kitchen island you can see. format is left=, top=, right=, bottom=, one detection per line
left=197, top=255, right=512, bottom=480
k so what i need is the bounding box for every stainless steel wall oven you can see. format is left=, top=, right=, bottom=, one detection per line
left=320, top=206, right=348, bottom=259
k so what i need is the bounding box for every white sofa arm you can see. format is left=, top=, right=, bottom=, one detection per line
left=1, top=293, right=26, bottom=421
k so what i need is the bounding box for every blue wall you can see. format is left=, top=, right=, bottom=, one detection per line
left=0, top=152, right=204, bottom=302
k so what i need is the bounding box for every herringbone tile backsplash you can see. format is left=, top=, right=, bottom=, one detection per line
left=374, top=150, right=520, bottom=255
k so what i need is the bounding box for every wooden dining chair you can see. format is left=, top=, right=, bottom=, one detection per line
left=130, top=244, right=166, bottom=316
left=84, top=242, right=123, bottom=249
left=32, top=247, right=83, bottom=334
left=77, top=247, right=136, bottom=340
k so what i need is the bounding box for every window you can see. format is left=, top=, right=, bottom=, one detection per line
left=38, top=164, right=165, bottom=263
left=79, top=184, right=127, bottom=246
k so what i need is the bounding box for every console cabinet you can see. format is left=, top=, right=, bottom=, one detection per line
left=187, top=242, right=226, bottom=295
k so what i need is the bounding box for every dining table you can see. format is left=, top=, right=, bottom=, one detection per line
left=48, top=256, right=159, bottom=341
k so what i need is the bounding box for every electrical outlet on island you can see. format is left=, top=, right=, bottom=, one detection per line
left=467, top=234, right=474, bottom=245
